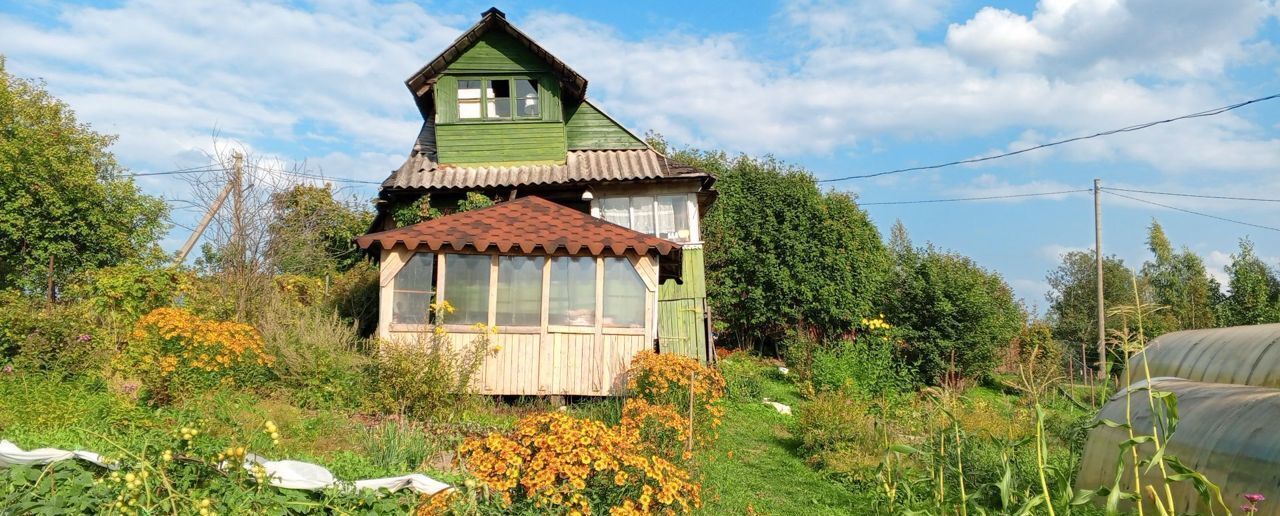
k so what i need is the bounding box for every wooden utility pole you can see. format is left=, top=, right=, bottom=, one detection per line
left=1094, top=178, right=1106, bottom=377
left=230, top=151, right=245, bottom=267
left=172, top=153, right=242, bottom=266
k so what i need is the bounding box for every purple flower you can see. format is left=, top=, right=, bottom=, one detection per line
left=1242, top=504, right=1258, bottom=514
left=77, top=334, right=92, bottom=342
left=1246, top=493, right=1266, bottom=504
left=1, top=364, right=12, bottom=374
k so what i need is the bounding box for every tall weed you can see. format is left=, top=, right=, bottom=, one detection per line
left=255, top=302, right=372, bottom=409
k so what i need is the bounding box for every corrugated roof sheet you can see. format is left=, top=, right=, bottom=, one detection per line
left=382, top=149, right=709, bottom=190
left=356, top=197, right=682, bottom=280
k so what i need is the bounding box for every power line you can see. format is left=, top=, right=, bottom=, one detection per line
left=125, top=165, right=227, bottom=178
left=1103, top=186, right=1280, bottom=203
left=1102, top=189, right=1280, bottom=233
left=817, top=92, right=1280, bottom=183
left=858, top=188, right=1089, bottom=206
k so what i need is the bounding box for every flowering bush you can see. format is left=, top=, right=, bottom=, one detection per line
left=457, top=410, right=701, bottom=515
left=626, top=351, right=725, bottom=448
left=116, top=307, right=274, bottom=404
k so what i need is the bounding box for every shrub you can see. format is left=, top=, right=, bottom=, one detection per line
left=717, top=351, right=770, bottom=402
left=115, top=307, right=274, bottom=404
left=626, top=351, right=726, bottom=448
left=255, top=303, right=372, bottom=409
left=327, top=261, right=379, bottom=337
left=884, top=246, right=1025, bottom=385
left=793, top=390, right=883, bottom=480
left=810, top=317, right=914, bottom=400
left=0, top=292, right=110, bottom=376
left=373, top=303, right=491, bottom=420
left=457, top=410, right=702, bottom=514
left=66, top=262, right=183, bottom=322
left=683, top=148, right=890, bottom=349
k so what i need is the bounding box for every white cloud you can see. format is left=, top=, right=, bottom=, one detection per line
left=946, top=0, right=1274, bottom=78
left=0, top=0, right=458, bottom=173
left=1206, top=250, right=1233, bottom=286
left=523, top=3, right=1280, bottom=176
left=1040, top=243, right=1088, bottom=261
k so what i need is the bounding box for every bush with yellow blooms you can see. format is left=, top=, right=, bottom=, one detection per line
left=116, top=307, right=274, bottom=404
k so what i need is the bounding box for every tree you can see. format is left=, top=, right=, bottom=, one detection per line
left=675, top=148, right=890, bottom=349
left=884, top=242, right=1025, bottom=384
left=0, top=57, right=167, bottom=296
left=1218, top=237, right=1280, bottom=326
left=1139, top=220, right=1219, bottom=333
left=266, top=183, right=372, bottom=276
left=1045, top=251, right=1148, bottom=372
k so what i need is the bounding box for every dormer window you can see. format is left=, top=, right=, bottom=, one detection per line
left=456, top=77, right=540, bottom=121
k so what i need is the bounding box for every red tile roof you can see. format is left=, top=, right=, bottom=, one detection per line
left=356, top=196, right=682, bottom=259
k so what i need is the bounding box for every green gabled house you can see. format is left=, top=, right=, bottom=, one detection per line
left=359, top=8, right=716, bottom=395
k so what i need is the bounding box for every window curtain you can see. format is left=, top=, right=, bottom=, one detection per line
left=602, top=257, right=645, bottom=328
left=549, top=256, right=596, bottom=326
left=392, top=253, right=434, bottom=324
left=496, top=256, right=543, bottom=326
left=444, top=254, right=490, bottom=325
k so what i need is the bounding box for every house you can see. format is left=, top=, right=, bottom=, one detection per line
left=355, top=7, right=716, bottom=396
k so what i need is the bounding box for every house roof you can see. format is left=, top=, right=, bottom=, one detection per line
left=356, top=196, right=683, bottom=280
left=404, top=7, right=588, bottom=101
left=382, top=148, right=710, bottom=191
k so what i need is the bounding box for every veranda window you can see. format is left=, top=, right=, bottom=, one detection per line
left=496, top=256, right=543, bottom=326
left=602, top=257, right=645, bottom=328
left=392, top=253, right=435, bottom=324
left=445, top=254, right=490, bottom=325
left=549, top=256, right=596, bottom=326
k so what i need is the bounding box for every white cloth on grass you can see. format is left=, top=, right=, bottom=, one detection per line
left=0, top=440, right=450, bottom=496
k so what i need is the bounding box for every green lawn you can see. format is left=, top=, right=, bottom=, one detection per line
left=699, top=371, right=868, bottom=515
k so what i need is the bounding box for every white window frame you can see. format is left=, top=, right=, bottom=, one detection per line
left=590, top=193, right=700, bottom=244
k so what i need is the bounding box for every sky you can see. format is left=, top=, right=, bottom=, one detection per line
left=2, top=0, right=1279, bottom=310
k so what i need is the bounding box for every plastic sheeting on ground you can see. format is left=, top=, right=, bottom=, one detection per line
left=0, top=440, right=450, bottom=496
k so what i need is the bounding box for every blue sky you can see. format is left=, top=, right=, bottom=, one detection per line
left=2, top=0, right=1278, bottom=310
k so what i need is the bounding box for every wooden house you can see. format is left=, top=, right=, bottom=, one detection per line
left=356, top=8, right=716, bottom=396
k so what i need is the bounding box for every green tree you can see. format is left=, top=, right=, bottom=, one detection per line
left=676, top=149, right=890, bottom=349
left=1218, top=237, right=1280, bottom=326
left=1045, top=250, right=1148, bottom=371
left=1139, top=220, right=1219, bottom=333
left=884, top=242, right=1024, bottom=384
left=0, top=57, right=166, bottom=295
left=266, top=184, right=372, bottom=276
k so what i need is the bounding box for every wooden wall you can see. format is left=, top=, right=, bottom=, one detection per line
left=434, top=120, right=566, bottom=165
left=565, top=100, right=647, bottom=150
left=658, top=246, right=709, bottom=362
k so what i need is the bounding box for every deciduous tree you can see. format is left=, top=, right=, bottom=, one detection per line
left=0, top=57, right=166, bottom=296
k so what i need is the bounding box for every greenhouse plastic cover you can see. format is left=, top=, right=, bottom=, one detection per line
left=1075, top=377, right=1280, bottom=515
left=0, top=440, right=450, bottom=496
left=1129, top=323, right=1280, bottom=388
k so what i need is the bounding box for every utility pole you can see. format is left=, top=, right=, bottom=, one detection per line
left=1094, top=178, right=1106, bottom=378
left=172, top=152, right=243, bottom=266
left=230, top=151, right=245, bottom=269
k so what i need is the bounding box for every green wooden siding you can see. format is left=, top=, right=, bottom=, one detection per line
left=435, top=121, right=567, bottom=165
left=445, top=31, right=549, bottom=74
left=658, top=247, right=708, bottom=362
left=565, top=100, right=647, bottom=150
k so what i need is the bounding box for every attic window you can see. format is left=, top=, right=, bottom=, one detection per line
left=454, top=77, right=540, bottom=121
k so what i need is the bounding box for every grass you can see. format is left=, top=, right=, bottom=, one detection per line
left=698, top=367, right=868, bottom=515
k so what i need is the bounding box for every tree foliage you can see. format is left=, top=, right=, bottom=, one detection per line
left=265, top=184, right=372, bottom=276
left=1045, top=250, right=1149, bottom=370
left=0, top=57, right=167, bottom=294
left=673, top=148, right=890, bottom=348
left=884, top=241, right=1025, bottom=384
left=1218, top=237, right=1280, bottom=326
left=1139, top=220, right=1220, bottom=334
